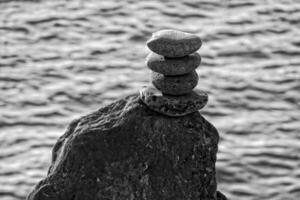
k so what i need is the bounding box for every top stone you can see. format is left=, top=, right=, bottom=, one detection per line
left=147, top=29, right=202, bottom=57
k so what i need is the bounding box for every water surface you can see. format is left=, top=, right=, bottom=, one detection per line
left=0, top=0, right=300, bottom=199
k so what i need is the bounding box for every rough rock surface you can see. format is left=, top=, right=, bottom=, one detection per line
left=27, top=94, right=226, bottom=200
left=139, top=86, right=208, bottom=117
left=146, top=52, right=201, bottom=76
left=147, top=29, right=202, bottom=57
left=151, top=70, right=199, bottom=95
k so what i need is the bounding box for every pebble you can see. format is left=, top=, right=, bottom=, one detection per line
left=146, top=29, right=202, bottom=57
left=139, top=86, right=208, bottom=117
left=146, top=52, right=201, bottom=76
left=151, top=70, right=199, bottom=95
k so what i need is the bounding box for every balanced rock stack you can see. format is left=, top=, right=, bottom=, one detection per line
left=27, top=29, right=227, bottom=200
left=140, top=29, right=208, bottom=117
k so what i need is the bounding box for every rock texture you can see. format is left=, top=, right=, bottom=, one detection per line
left=151, top=70, right=199, bottom=95
left=140, top=86, right=208, bottom=117
left=147, top=29, right=202, bottom=57
left=146, top=52, right=201, bottom=76
left=27, top=94, right=226, bottom=200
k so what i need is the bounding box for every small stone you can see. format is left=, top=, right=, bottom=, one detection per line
left=139, top=86, right=208, bottom=117
left=151, top=70, right=199, bottom=95
left=146, top=29, right=202, bottom=57
left=146, top=52, right=201, bottom=76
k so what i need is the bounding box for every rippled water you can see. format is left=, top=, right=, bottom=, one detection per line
left=0, top=0, right=300, bottom=199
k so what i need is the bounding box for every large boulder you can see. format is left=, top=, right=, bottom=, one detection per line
left=27, top=94, right=226, bottom=200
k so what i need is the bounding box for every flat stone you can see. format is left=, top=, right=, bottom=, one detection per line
left=151, top=70, right=198, bottom=95
left=139, top=86, right=208, bottom=117
left=146, top=52, right=201, bottom=76
left=146, top=29, right=202, bottom=57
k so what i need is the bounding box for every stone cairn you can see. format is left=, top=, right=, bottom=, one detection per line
left=140, top=29, right=208, bottom=117
left=26, top=29, right=228, bottom=200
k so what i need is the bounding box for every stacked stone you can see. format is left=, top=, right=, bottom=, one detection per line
left=140, top=29, right=208, bottom=117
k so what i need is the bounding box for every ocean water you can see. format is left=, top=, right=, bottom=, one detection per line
left=0, top=0, right=300, bottom=199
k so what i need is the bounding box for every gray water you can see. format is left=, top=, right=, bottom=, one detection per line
left=0, top=0, right=300, bottom=199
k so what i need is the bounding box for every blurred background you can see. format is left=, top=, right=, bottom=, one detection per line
left=0, top=0, right=300, bottom=199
